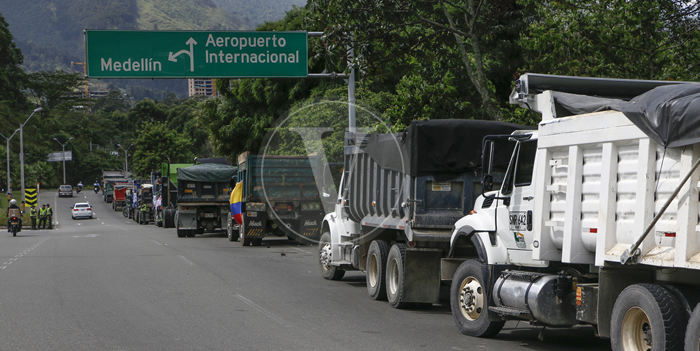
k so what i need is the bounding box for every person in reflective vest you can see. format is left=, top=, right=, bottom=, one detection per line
left=46, top=204, right=53, bottom=229
left=29, top=205, right=37, bottom=230
left=39, top=204, right=47, bottom=229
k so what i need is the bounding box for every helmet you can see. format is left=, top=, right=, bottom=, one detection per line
left=9, top=199, right=16, bottom=206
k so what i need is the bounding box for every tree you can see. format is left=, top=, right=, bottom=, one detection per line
left=519, top=0, right=700, bottom=80
left=131, top=123, right=194, bottom=177
left=308, top=0, right=528, bottom=121
left=26, top=70, right=87, bottom=111
left=0, top=13, right=28, bottom=112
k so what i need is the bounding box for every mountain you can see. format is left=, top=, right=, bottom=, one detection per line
left=210, top=0, right=306, bottom=27
left=0, top=0, right=251, bottom=98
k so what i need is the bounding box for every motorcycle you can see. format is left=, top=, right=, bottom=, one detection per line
left=94, top=185, right=99, bottom=194
left=7, top=208, right=21, bottom=237
left=77, top=185, right=82, bottom=194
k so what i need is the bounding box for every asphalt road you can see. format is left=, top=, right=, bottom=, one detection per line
left=0, top=190, right=612, bottom=351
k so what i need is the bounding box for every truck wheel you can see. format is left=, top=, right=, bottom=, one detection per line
left=227, top=214, right=239, bottom=242
left=175, top=212, right=185, bottom=238
left=611, top=283, right=686, bottom=351
left=240, top=220, right=251, bottom=246
left=686, top=304, right=700, bottom=351
left=386, top=243, right=411, bottom=309
left=450, top=259, right=504, bottom=337
left=187, top=230, right=196, bottom=238
left=366, top=240, right=389, bottom=301
left=319, top=232, right=345, bottom=281
left=164, top=207, right=175, bottom=228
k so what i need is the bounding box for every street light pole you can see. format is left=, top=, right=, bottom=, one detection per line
left=53, top=137, right=74, bottom=184
left=20, top=107, right=43, bottom=203
left=116, top=144, right=134, bottom=177
left=0, top=129, right=19, bottom=194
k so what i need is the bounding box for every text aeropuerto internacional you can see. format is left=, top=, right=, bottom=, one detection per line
left=99, top=33, right=301, bottom=73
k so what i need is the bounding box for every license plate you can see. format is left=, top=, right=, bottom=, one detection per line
left=205, top=213, right=214, bottom=218
left=247, top=212, right=257, bottom=217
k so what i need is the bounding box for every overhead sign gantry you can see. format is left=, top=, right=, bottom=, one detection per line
left=84, top=30, right=308, bottom=78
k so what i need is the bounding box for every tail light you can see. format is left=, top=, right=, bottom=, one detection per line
left=74, top=209, right=79, bottom=211
left=87, top=208, right=91, bottom=211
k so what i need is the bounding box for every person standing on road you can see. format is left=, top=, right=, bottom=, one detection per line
left=39, top=204, right=47, bottom=229
left=29, top=205, right=37, bottom=230
left=46, top=204, right=53, bottom=229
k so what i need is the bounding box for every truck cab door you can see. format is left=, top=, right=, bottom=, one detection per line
left=496, top=139, right=539, bottom=265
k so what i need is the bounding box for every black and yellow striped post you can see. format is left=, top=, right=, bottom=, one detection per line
left=25, top=188, right=38, bottom=208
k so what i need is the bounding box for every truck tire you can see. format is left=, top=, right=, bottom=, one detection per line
left=366, top=240, right=390, bottom=301
left=227, top=214, right=239, bottom=242
left=122, top=207, right=129, bottom=218
left=386, top=243, right=411, bottom=309
left=319, top=232, right=345, bottom=281
left=686, top=304, right=700, bottom=351
left=450, top=259, right=504, bottom=338
left=611, top=283, right=686, bottom=351
left=175, top=211, right=185, bottom=238
left=164, top=207, right=175, bottom=228
left=239, top=220, right=252, bottom=246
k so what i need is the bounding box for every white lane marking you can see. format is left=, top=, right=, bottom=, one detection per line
left=73, top=234, right=99, bottom=238
left=101, top=222, right=105, bottom=225
left=177, top=255, right=195, bottom=266
left=0, top=237, right=49, bottom=271
left=151, top=240, right=163, bottom=246
left=234, top=294, right=290, bottom=327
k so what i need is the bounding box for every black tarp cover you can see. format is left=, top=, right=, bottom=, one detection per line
left=355, top=120, right=532, bottom=180
left=177, top=163, right=237, bottom=183
left=552, top=83, right=700, bottom=147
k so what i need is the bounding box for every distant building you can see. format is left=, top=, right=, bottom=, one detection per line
left=188, top=78, right=219, bottom=97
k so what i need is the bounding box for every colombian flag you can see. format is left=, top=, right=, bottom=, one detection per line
left=230, top=181, right=243, bottom=225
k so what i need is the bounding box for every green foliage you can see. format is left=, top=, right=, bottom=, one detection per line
left=131, top=123, right=194, bottom=177
left=0, top=13, right=28, bottom=112
left=211, top=0, right=306, bottom=27
left=519, top=0, right=700, bottom=80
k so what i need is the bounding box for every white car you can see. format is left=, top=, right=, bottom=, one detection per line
left=72, top=202, right=93, bottom=219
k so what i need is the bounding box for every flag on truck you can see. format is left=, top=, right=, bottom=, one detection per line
left=230, top=181, right=243, bottom=225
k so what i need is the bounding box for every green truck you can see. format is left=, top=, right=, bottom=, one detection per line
left=175, top=163, right=237, bottom=238
left=234, top=152, right=324, bottom=246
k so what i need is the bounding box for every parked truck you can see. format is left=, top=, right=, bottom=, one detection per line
left=175, top=163, right=237, bottom=238
left=134, top=184, right=154, bottom=225
left=319, top=120, right=527, bottom=308
left=443, top=74, right=700, bottom=350
left=111, top=185, right=131, bottom=211
left=102, top=170, right=127, bottom=203
left=235, top=152, right=325, bottom=246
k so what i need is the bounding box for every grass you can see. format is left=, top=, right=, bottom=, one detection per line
left=1, top=195, right=36, bottom=228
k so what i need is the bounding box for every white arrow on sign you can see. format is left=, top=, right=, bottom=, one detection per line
left=168, top=37, right=198, bottom=72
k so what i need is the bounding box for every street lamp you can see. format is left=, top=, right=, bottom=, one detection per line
left=117, top=144, right=134, bottom=177
left=53, top=137, right=74, bottom=184
left=0, top=129, right=19, bottom=193
left=20, top=107, right=43, bottom=203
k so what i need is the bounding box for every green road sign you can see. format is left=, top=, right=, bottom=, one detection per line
left=85, top=30, right=308, bottom=78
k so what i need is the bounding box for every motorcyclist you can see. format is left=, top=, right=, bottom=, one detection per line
left=77, top=181, right=83, bottom=191
left=6, top=199, right=22, bottom=232
left=94, top=180, right=100, bottom=193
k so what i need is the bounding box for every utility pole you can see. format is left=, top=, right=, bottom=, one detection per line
left=20, top=108, right=43, bottom=203
left=53, top=137, right=74, bottom=184
left=0, top=129, right=19, bottom=194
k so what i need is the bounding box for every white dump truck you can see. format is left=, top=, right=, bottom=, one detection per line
left=444, top=74, right=700, bottom=351
left=319, top=120, right=528, bottom=308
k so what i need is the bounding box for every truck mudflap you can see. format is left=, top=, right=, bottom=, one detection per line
left=242, top=211, right=267, bottom=239
left=298, top=212, right=322, bottom=242
left=403, top=248, right=443, bottom=304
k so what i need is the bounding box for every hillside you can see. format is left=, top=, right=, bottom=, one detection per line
left=210, top=0, right=307, bottom=26
left=0, top=0, right=251, bottom=97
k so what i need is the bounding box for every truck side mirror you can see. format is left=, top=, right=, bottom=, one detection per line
left=482, top=140, right=495, bottom=193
